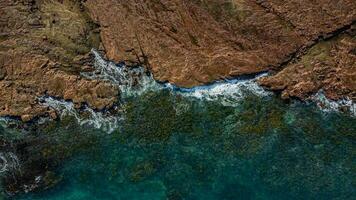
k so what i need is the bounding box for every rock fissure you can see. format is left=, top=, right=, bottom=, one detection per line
left=273, top=21, right=356, bottom=71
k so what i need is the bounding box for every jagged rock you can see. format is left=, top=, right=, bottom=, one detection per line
left=85, top=0, right=303, bottom=87
left=48, top=109, right=57, bottom=120
left=255, top=0, right=356, bottom=40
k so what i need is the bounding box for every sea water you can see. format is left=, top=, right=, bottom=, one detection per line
left=1, top=50, right=355, bottom=199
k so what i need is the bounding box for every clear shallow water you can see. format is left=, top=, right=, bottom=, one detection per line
left=1, top=51, right=355, bottom=199
left=8, top=89, right=355, bottom=200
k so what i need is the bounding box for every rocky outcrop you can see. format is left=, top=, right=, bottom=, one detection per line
left=255, top=0, right=355, bottom=40
left=259, top=31, right=356, bottom=101
left=85, top=0, right=303, bottom=87
left=85, top=0, right=355, bottom=101
left=0, top=0, right=118, bottom=121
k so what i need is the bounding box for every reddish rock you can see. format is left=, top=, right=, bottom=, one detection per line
left=259, top=33, right=356, bottom=101
left=85, top=0, right=355, bottom=90
left=85, top=0, right=304, bottom=87
left=49, top=110, right=58, bottom=120
left=21, top=114, right=33, bottom=122
left=0, top=0, right=118, bottom=121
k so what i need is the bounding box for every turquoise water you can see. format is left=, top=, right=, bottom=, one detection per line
left=1, top=52, right=355, bottom=199
left=5, top=87, right=355, bottom=200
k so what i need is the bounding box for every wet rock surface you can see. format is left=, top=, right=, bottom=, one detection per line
left=0, top=0, right=118, bottom=121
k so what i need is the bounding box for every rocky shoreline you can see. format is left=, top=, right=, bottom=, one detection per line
left=0, top=0, right=118, bottom=122
left=0, top=1, right=355, bottom=197
left=1, top=0, right=355, bottom=122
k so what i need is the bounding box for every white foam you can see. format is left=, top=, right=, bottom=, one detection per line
left=167, top=73, right=271, bottom=107
left=0, top=118, right=10, bottom=127
left=311, top=91, right=356, bottom=116
left=43, top=50, right=272, bottom=133
left=0, top=152, right=20, bottom=174
left=39, top=97, right=121, bottom=134
left=84, top=50, right=271, bottom=104
left=81, top=50, right=161, bottom=98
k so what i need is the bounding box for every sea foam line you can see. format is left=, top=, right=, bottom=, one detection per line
left=85, top=49, right=271, bottom=105
left=166, top=73, right=271, bottom=106
left=39, top=97, right=121, bottom=134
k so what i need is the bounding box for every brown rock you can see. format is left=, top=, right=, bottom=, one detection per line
left=259, top=33, right=356, bottom=100
left=84, top=0, right=355, bottom=88
left=84, top=0, right=304, bottom=87
left=49, top=110, right=58, bottom=120
left=0, top=0, right=118, bottom=121
left=1, top=0, right=355, bottom=120
left=255, top=0, right=356, bottom=40
left=21, top=114, right=33, bottom=122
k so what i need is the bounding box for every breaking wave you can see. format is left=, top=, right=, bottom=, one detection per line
left=41, top=49, right=355, bottom=132
left=2, top=48, right=353, bottom=135
left=81, top=50, right=161, bottom=98
left=168, top=74, right=271, bottom=107
left=39, top=97, right=121, bottom=134
left=311, top=91, right=356, bottom=116
left=0, top=118, right=11, bottom=128
left=45, top=49, right=268, bottom=131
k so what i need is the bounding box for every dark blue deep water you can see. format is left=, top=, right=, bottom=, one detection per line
left=2, top=87, right=353, bottom=200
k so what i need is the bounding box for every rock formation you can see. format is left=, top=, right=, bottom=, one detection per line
left=0, top=0, right=118, bottom=121
left=259, top=32, right=356, bottom=100
left=0, top=0, right=355, bottom=121
left=84, top=0, right=355, bottom=101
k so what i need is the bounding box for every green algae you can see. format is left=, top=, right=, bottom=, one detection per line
left=3, top=86, right=355, bottom=199
left=122, top=91, right=177, bottom=142
left=194, top=0, right=251, bottom=23
left=300, top=39, right=333, bottom=69
left=1, top=0, right=100, bottom=74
